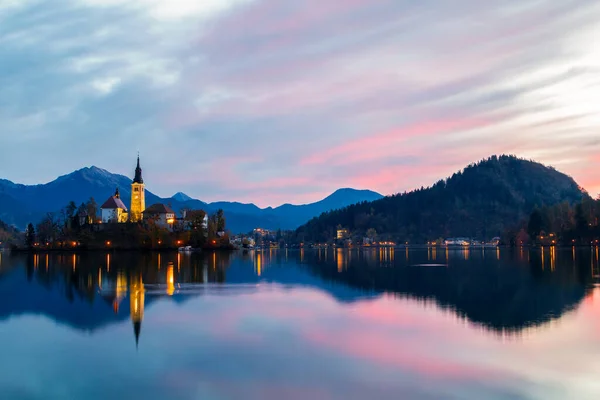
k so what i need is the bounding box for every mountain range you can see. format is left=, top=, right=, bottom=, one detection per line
left=0, top=167, right=383, bottom=233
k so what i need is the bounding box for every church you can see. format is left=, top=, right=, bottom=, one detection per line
left=100, top=155, right=178, bottom=229
left=100, top=156, right=145, bottom=223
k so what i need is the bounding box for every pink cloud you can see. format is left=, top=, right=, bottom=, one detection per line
left=301, top=117, right=494, bottom=166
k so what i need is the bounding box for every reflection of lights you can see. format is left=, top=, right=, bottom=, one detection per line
left=256, top=253, right=262, bottom=276
left=541, top=246, right=545, bottom=270
left=167, top=265, right=175, bottom=296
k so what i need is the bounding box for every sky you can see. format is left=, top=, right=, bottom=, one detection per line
left=1, top=0, right=599, bottom=207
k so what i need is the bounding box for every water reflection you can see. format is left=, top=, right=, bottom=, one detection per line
left=0, top=248, right=598, bottom=344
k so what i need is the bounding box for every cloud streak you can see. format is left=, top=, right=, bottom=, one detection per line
left=1, top=0, right=599, bottom=206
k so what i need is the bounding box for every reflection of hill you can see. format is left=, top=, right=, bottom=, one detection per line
left=304, top=250, right=589, bottom=333
left=225, top=257, right=382, bottom=303
left=0, top=249, right=592, bottom=336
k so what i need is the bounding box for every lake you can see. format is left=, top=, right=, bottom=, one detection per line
left=1, top=247, right=599, bottom=399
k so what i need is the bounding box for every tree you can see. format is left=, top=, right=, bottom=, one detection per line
left=36, top=213, right=59, bottom=244
left=186, top=210, right=207, bottom=247
left=575, top=203, right=589, bottom=237
left=86, top=197, right=98, bottom=223
left=527, top=209, right=544, bottom=241
left=366, top=228, right=378, bottom=241
left=25, top=223, right=36, bottom=248
left=208, top=214, right=218, bottom=239
left=76, top=203, right=88, bottom=225
left=66, top=201, right=77, bottom=219
left=216, top=209, right=226, bottom=232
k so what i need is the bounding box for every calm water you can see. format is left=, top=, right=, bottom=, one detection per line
left=1, top=247, right=600, bottom=399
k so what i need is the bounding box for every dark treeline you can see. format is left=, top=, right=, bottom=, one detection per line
left=296, top=155, right=585, bottom=244
left=13, top=198, right=232, bottom=251
left=504, top=197, right=600, bottom=246
left=0, top=219, right=19, bottom=245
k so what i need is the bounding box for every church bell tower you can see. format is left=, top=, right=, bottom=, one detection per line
left=130, top=155, right=145, bottom=222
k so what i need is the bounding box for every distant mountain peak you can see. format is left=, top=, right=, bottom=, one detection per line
left=330, top=188, right=382, bottom=196
left=323, top=188, right=383, bottom=203
left=172, top=192, right=193, bottom=202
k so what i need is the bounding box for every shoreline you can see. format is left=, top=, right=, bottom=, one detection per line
left=4, top=244, right=598, bottom=254
left=4, top=246, right=236, bottom=254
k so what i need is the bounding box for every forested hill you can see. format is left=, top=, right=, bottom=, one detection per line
left=296, top=155, right=586, bottom=243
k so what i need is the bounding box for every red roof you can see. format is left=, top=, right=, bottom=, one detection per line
left=143, top=203, right=175, bottom=215
left=101, top=196, right=128, bottom=211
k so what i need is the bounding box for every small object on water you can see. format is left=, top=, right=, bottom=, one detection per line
left=411, top=263, right=448, bottom=267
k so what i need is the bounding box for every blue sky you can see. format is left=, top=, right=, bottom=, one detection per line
left=1, top=0, right=599, bottom=206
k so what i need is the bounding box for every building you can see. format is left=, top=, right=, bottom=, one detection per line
left=130, top=156, right=145, bottom=223
left=143, top=203, right=176, bottom=231
left=444, top=238, right=470, bottom=246
left=181, top=209, right=208, bottom=231
left=253, top=228, right=272, bottom=237
left=337, top=229, right=349, bottom=240
left=100, top=188, right=129, bottom=223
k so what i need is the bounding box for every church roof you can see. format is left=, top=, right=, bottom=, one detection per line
left=143, top=203, right=175, bottom=215
left=133, top=155, right=144, bottom=184
left=101, top=196, right=128, bottom=211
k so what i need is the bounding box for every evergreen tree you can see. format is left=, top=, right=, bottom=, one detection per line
left=25, top=223, right=36, bottom=248
left=527, top=209, right=544, bottom=240
left=216, top=209, right=226, bottom=232
left=575, top=203, right=588, bottom=234
left=66, top=201, right=77, bottom=219
left=86, top=197, right=98, bottom=223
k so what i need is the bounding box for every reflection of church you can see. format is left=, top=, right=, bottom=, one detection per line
left=130, top=273, right=145, bottom=348
left=99, top=270, right=145, bottom=348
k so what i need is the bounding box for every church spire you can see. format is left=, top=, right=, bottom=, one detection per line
left=133, top=154, right=143, bottom=184
left=114, top=187, right=120, bottom=199
left=133, top=321, right=141, bottom=349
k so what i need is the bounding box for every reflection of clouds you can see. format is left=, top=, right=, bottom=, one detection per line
left=2, top=250, right=600, bottom=398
